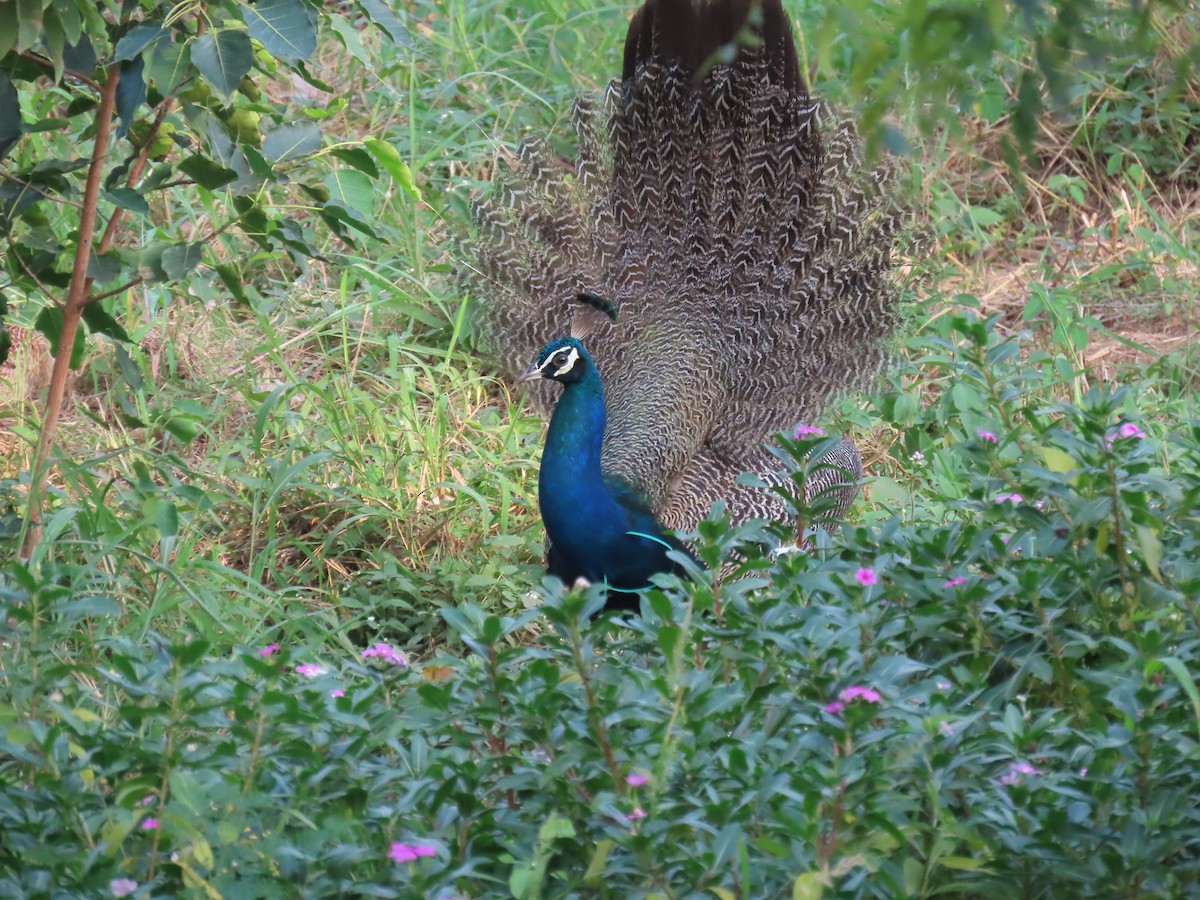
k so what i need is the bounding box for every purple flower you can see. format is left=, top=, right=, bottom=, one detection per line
left=294, top=663, right=325, bottom=678
left=1117, top=422, right=1145, bottom=439
left=943, top=576, right=967, bottom=588
left=854, top=567, right=877, bottom=586
left=794, top=423, right=826, bottom=438
left=330, top=688, right=345, bottom=698
left=627, top=807, right=647, bottom=821
left=389, top=842, right=437, bottom=863
left=136, top=794, right=155, bottom=807
left=976, top=429, right=999, bottom=444
left=997, top=762, right=1043, bottom=786
left=994, top=492, right=1023, bottom=505
left=824, top=700, right=845, bottom=715
left=910, top=450, right=925, bottom=462
left=1078, top=767, right=1088, bottom=777
left=839, top=685, right=882, bottom=704
left=110, top=879, right=139, bottom=898
left=140, top=817, right=159, bottom=830
left=939, top=721, right=955, bottom=737
left=259, top=643, right=280, bottom=658
left=625, top=772, right=648, bottom=787
left=362, top=643, right=409, bottom=666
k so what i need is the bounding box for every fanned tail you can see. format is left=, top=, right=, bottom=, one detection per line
left=466, top=0, right=919, bottom=528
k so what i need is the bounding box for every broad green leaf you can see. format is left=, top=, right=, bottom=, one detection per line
left=191, top=29, right=253, bottom=102
left=62, top=36, right=96, bottom=75
left=244, top=0, right=318, bottom=64
left=113, top=24, right=167, bottom=62
left=537, top=814, right=575, bottom=842
left=115, top=56, right=147, bottom=137
left=0, top=72, right=22, bottom=162
left=1035, top=445, right=1077, bottom=475
left=793, top=872, right=823, bottom=900
left=0, top=3, right=18, bottom=60
left=82, top=299, right=132, bottom=342
left=357, top=0, right=409, bottom=44
left=1133, top=524, right=1162, bottom=580
left=509, top=865, right=535, bottom=900
left=105, top=188, right=149, bottom=214
left=363, top=137, right=423, bottom=201
left=323, top=169, right=375, bottom=214
left=1155, top=657, right=1200, bottom=742
left=179, top=156, right=238, bottom=190
left=263, top=121, right=322, bottom=163
left=582, top=840, right=612, bottom=884
left=34, top=305, right=86, bottom=369
left=146, top=40, right=191, bottom=95
left=162, top=242, right=204, bottom=281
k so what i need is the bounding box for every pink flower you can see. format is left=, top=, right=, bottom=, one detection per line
left=1117, top=422, right=1145, bottom=439
left=943, top=576, right=967, bottom=588
left=854, top=567, right=877, bottom=586
left=136, top=794, right=155, bottom=807
left=625, top=772, right=648, bottom=787
left=627, top=807, right=647, bottom=821
left=259, top=643, right=280, bottom=658
left=140, top=817, right=159, bottom=830
left=824, top=700, right=845, bottom=714
left=839, top=685, right=882, bottom=704
left=330, top=688, right=345, bottom=698
left=362, top=643, right=409, bottom=666
left=794, top=423, right=826, bottom=438
left=294, top=663, right=325, bottom=678
left=110, top=879, right=139, bottom=898
left=976, top=429, right=998, bottom=444
left=910, top=450, right=925, bottom=462
left=1078, top=767, right=1088, bottom=777
left=389, top=842, right=437, bottom=863
left=996, top=762, right=1043, bottom=786
left=939, top=721, right=955, bottom=737
left=994, top=492, right=1023, bottom=505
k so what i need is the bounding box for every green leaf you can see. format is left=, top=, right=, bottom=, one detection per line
left=1133, top=524, right=1162, bottom=580
left=105, top=188, right=149, bottom=214
left=262, top=121, right=322, bottom=163
left=583, top=840, right=612, bottom=884
left=0, top=3, right=18, bottom=60
left=116, top=56, right=147, bottom=138
left=537, top=814, right=575, bottom=842
left=1155, top=657, right=1200, bottom=742
left=793, top=872, right=823, bottom=900
left=363, top=137, right=422, bottom=202
left=114, top=24, right=168, bottom=63
left=215, top=263, right=250, bottom=305
left=356, top=0, right=409, bottom=45
left=191, top=29, right=253, bottom=102
left=34, top=305, right=86, bottom=369
left=146, top=40, right=191, bottom=95
left=244, top=0, right=318, bottom=64
left=179, top=155, right=238, bottom=190
left=162, top=242, right=204, bottom=281
left=324, top=169, right=375, bottom=215
left=0, top=72, right=23, bottom=162
left=82, top=300, right=131, bottom=342
left=1036, top=445, right=1077, bottom=476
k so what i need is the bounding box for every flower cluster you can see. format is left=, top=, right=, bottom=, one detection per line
left=824, top=684, right=883, bottom=715
left=389, top=841, right=436, bottom=864
left=794, top=423, right=825, bottom=438
left=362, top=643, right=408, bottom=666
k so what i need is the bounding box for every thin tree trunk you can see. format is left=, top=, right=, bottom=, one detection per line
left=20, top=65, right=121, bottom=562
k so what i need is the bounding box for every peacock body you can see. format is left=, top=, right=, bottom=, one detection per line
left=467, top=0, right=913, bottom=596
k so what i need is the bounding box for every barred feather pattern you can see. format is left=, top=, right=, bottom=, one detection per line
left=466, top=0, right=914, bottom=532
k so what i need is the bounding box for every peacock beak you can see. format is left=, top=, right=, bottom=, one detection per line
left=515, top=362, right=543, bottom=384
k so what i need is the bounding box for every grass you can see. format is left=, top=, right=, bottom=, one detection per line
left=3, top=0, right=1200, bottom=895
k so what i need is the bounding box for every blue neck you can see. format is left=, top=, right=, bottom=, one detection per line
left=540, top=366, right=611, bottom=514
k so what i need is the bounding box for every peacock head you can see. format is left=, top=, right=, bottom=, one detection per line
left=517, top=337, right=593, bottom=386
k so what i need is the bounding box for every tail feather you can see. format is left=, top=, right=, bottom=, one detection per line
left=466, top=0, right=918, bottom=528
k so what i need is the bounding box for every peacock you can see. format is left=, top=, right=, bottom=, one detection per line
left=466, top=0, right=913, bottom=605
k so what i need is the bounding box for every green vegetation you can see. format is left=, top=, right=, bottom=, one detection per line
left=2, top=0, right=1198, bottom=897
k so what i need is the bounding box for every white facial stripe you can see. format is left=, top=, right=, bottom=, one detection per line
left=541, top=346, right=579, bottom=378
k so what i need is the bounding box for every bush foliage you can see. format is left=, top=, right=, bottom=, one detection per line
left=4, top=320, right=1199, bottom=897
